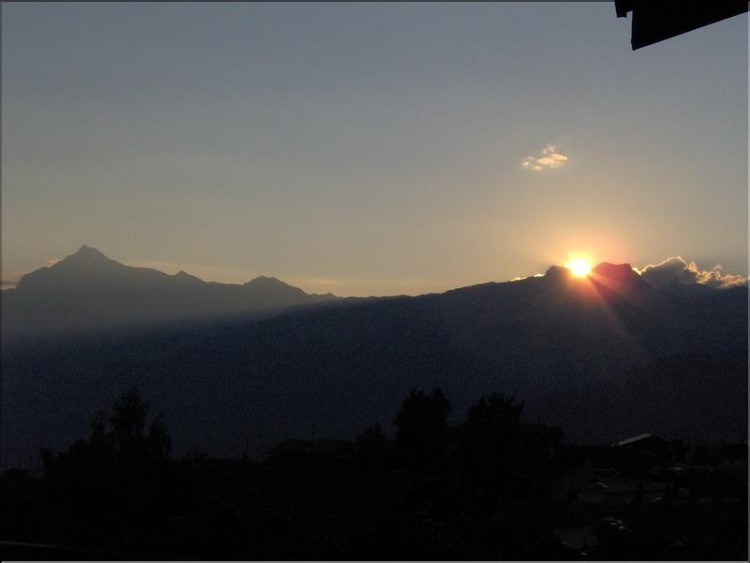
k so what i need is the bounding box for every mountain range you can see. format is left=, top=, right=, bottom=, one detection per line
left=1, top=248, right=747, bottom=468
left=2, top=246, right=339, bottom=337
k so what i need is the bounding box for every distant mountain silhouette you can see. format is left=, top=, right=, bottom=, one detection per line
left=2, top=246, right=339, bottom=336
left=2, top=259, right=746, bottom=468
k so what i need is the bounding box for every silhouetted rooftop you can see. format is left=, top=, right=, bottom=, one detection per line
left=615, top=1, right=748, bottom=50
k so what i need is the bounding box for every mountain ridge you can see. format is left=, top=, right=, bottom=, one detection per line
left=15, top=246, right=320, bottom=291
left=2, top=250, right=745, bottom=468
left=3, top=246, right=341, bottom=336
left=4, top=245, right=742, bottom=337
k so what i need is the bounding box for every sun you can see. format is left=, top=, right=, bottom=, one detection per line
left=565, top=258, right=592, bottom=278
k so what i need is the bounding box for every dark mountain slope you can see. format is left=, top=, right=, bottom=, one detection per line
left=1, top=246, right=339, bottom=336
left=2, top=263, right=746, bottom=468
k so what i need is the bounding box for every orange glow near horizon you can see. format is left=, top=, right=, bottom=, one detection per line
left=565, top=258, right=593, bottom=278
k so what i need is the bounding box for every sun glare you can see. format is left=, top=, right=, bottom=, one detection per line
left=565, top=258, right=592, bottom=278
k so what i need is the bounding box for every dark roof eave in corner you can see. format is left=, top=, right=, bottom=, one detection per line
left=615, top=0, right=749, bottom=50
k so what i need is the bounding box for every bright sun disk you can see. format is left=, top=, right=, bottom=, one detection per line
left=565, top=258, right=592, bottom=278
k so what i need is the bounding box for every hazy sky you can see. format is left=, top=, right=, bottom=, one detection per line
left=3, top=3, right=747, bottom=296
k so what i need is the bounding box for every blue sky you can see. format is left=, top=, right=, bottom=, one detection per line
left=2, top=3, right=747, bottom=295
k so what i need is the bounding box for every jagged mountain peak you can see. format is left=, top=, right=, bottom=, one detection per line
left=74, top=244, right=106, bottom=256
left=5, top=247, right=339, bottom=334
left=62, top=244, right=113, bottom=264
left=591, top=262, right=640, bottom=282
left=15, top=245, right=121, bottom=290
left=543, top=264, right=572, bottom=280
left=543, top=262, right=643, bottom=282
left=173, top=270, right=204, bottom=283
left=244, top=275, right=296, bottom=289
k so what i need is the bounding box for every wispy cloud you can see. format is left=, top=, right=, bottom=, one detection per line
left=638, top=257, right=748, bottom=289
left=522, top=144, right=569, bottom=172
left=1, top=279, right=17, bottom=290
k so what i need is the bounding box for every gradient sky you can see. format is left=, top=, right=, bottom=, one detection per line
left=3, top=3, right=747, bottom=296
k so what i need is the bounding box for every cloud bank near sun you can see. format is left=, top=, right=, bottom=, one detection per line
left=522, top=144, right=569, bottom=171
left=638, top=257, right=748, bottom=289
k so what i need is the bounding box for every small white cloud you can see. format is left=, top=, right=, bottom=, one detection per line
left=522, top=144, right=568, bottom=172
left=639, top=256, right=748, bottom=289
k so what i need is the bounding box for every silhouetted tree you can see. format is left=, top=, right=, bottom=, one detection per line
left=90, top=410, right=107, bottom=444
left=460, top=393, right=523, bottom=496
left=110, top=386, right=149, bottom=453
left=393, top=388, right=451, bottom=472
left=463, top=393, right=523, bottom=450
left=148, top=413, right=172, bottom=460
left=38, top=387, right=174, bottom=550
left=354, top=423, right=391, bottom=472
left=42, top=387, right=171, bottom=477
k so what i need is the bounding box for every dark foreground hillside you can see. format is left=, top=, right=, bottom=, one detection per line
left=1, top=388, right=747, bottom=560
